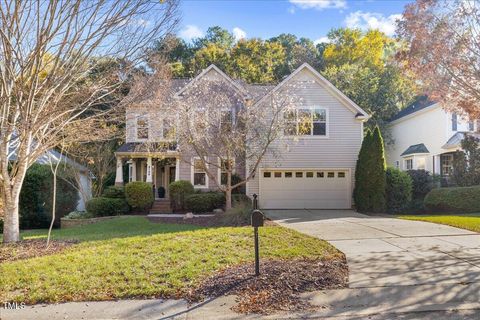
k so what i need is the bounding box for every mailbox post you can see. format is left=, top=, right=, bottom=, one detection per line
left=251, top=209, right=264, bottom=276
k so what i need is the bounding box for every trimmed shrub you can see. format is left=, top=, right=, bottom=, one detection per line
left=102, top=186, right=125, bottom=199
left=184, top=192, right=225, bottom=213
left=424, top=186, right=480, bottom=213
left=64, top=211, right=93, bottom=220
left=86, top=197, right=129, bottom=217
left=407, top=170, right=434, bottom=200
left=354, top=127, right=387, bottom=213
left=20, top=163, right=78, bottom=229
left=386, top=168, right=413, bottom=214
left=125, top=182, right=154, bottom=210
left=169, top=180, right=195, bottom=211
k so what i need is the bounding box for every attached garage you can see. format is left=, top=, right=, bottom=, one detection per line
left=259, top=169, right=352, bottom=209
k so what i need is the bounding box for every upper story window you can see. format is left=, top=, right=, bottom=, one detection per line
left=469, top=120, right=475, bottom=132
left=284, top=108, right=327, bottom=136
left=137, top=116, right=149, bottom=140
left=220, top=110, right=233, bottom=132
left=451, top=113, right=458, bottom=131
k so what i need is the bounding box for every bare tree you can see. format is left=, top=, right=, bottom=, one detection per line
left=0, top=0, right=179, bottom=243
left=398, top=0, right=480, bottom=116
left=165, top=77, right=300, bottom=210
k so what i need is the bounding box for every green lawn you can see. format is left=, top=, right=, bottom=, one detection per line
left=0, top=216, right=341, bottom=304
left=399, top=214, right=480, bottom=233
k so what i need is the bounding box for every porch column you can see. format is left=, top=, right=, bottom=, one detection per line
left=131, top=159, right=137, bottom=182
left=115, top=157, right=124, bottom=186
left=146, top=156, right=153, bottom=183
left=175, top=158, right=180, bottom=181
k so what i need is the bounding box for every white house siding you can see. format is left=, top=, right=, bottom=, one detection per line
left=76, top=172, right=92, bottom=211
left=246, top=68, right=363, bottom=205
left=387, top=104, right=476, bottom=173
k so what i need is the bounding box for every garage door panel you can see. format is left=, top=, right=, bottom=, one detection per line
left=259, top=169, right=351, bottom=209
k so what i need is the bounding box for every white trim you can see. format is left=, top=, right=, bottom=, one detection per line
left=191, top=157, right=209, bottom=189
left=282, top=106, right=330, bottom=139
left=174, top=64, right=250, bottom=98
left=252, top=63, right=370, bottom=120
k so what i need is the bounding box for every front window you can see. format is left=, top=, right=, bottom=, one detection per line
left=417, top=157, right=426, bottom=170
left=452, top=113, right=458, bottom=131
left=137, top=116, right=149, bottom=139
left=469, top=120, right=475, bottom=132
left=284, top=108, right=327, bottom=136
left=220, top=110, right=233, bottom=132
left=441, top=154, right=453, bottom=176
left=193, top=159, right=207, bottom=187
left=220, top=158, right=234, bottom=185
left=405, top=158, right=413, bottom=170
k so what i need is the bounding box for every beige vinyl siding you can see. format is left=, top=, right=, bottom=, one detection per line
left=247, top=68, right=363, bottom=200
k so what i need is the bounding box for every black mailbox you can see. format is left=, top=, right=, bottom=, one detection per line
left=251, top=209, right=264, bottom=227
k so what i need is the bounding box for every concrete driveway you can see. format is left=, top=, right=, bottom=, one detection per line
left=265, top=209, right=480, bottom=317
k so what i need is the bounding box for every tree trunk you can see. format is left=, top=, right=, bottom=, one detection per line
left=2, top=194, right=21, bottom=243
left=225, top=170, right=232, bottom=211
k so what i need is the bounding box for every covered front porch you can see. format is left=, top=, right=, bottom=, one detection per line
left=114, top=143, right=180, bottom=199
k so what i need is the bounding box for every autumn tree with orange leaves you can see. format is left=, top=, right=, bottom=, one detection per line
left=398, top=0, right=480, bottom=117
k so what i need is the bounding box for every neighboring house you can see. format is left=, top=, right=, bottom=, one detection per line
left=386, top=97, right=480, bottom=179
left=114, top=63, right=370, bottom=209
left=9, top=148, right=92, bottom=211
left=36, top=150, right=93, bottom=212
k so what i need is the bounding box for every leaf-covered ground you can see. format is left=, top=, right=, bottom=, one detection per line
left=0, top=216, right=344, bottom=307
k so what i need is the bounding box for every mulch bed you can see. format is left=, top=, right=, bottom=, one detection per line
left=0, top=239, right=77, bottom=263
left=187, top=257, right=349, bottom=314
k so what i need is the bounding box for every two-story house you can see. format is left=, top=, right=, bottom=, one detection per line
left=114, top=63, right=370, bottom=209
left=386, top=97, right=480, bottom=178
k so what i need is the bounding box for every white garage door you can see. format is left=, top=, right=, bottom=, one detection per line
left=259, top=169, right=351, bottom=209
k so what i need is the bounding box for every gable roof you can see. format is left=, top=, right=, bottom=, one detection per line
left=174, top=64, right=250, bottom=98
left=400, top=143, right=430, bottom=156
left=390, top=96, right=438, bottom=122
left=251, top=63, right=370, bottom=120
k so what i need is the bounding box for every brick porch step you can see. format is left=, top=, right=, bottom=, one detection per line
left=149, top=199, right=172, bottom=214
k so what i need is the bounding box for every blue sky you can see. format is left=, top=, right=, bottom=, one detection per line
left=178, top=0, right=411, bottom=43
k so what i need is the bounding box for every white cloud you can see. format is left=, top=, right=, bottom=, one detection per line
left=314, top=36, right=331, bottom=45
left=232, top=27, right=247, bottom=41
left=345, top=11, right=402, bottom=36
left=179, top=25, right=204, bottom=42
left=289, top=0, right=347, bottom=10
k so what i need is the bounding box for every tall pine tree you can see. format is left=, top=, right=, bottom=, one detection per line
left=369, top=126, right=387, bottom=212
left=354, top=129, right=372, bottom=212
left=354, top=127, right=386, bottom=213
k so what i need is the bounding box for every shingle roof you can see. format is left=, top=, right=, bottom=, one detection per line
left=442, top=132, right=480, bottom=150
left=400, top=143, right=430, bottom=156
left=390, top=96, right=437, bottom=122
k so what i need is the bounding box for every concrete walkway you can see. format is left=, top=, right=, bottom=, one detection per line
left=266, top=209, right=480, bottom=318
